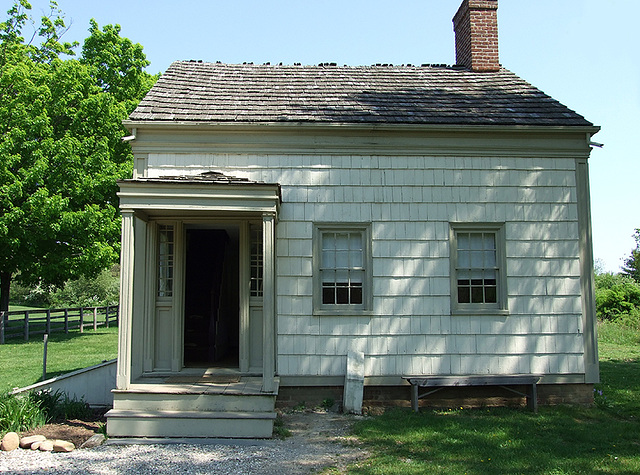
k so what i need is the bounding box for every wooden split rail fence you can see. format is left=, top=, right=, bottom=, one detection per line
left=0, top=305, right=119, bottom=344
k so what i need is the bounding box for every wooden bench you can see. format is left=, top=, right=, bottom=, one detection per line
left=403, top=375, right=540, bottom=413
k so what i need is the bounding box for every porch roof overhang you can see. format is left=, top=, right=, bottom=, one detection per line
left=117, top=171, right=281, bottom=219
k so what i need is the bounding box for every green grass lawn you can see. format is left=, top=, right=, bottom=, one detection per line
left=0, top=327, right=118, bottom=393
left=8, top=305, right=45, bottom=312
left=346, top=320, right=640, bottom=475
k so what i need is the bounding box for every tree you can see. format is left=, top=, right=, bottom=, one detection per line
left=0, top=1, right=155, bottom=312
left=622, top=229, right=640, bottom=283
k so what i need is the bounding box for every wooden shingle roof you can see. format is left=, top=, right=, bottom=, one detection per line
left=129, top=61, right=593, bottom=127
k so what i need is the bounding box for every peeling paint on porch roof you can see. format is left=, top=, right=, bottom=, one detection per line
left=128, top=171, right=263, bottom=185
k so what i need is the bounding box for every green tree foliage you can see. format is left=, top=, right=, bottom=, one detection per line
left=10, top=265, right=119, bottom=308
left=595, top=271, right=640, bottom=321
left=0, top=1, right=155, bottom=312
left=622, top=229, right=640, bottom=283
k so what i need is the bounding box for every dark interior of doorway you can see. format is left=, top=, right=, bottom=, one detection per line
left=184, top=228, right=239, bottom=367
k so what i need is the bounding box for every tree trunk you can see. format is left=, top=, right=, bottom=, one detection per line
left=0, top=271, right=10, bottom=313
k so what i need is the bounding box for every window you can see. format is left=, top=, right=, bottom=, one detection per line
left=250, top=224, right=263, bottom=297
left=450, top=223, right=507, bottom=315
left=157, top=225, right=175, bottom=298
left=314, top=224, right=371, bottom=314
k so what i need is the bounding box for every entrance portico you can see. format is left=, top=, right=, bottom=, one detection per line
left=115, top=172, right=281, bottom=393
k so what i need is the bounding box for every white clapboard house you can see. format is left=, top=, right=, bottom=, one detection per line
left=107, top=0, right=600, bottom=438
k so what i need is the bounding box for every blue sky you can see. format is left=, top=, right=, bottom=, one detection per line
left=6, top=0, right=639, bottom=272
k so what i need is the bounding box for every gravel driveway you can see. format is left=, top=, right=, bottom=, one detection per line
left=0, top=411, right=368, bottom=474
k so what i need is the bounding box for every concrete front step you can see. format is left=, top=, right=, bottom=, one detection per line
left=112, top=391, right=276, bottom=412
left=106, top=409, right=277, bottom=438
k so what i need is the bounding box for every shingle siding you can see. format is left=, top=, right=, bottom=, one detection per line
left=147, top=152, right=585, bottom=378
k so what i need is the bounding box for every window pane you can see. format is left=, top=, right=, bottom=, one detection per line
left=336, top=283, right=349, bottom=304
left=250, top=224, right=263, bottom=297
left=335, top=233, right=349, bottom=250
left=458, top=233, right=470, bottom=250
left=483, top=233, right=496, bottom=250
left=336, top=251, right=349, bottom=268
left=484, top=250, right=497, bottom=268
left=458, top=285, right=470, bottom=303
left=471, top=250, right=484, bottom=268
left=458, top=250, right=470, bottom=268
left=470, top=233, right=483, bottom=250
left=485, top=286, right=497, bottom=303
left=471, top=286, right=484, bottom=303
left=322, top=286, right=335, bottom=304
left=322, top=250, right=335, bottom=268
left=351, top=284, right=363, bottom=304
left=158, top=225, right=174, bottom=298
left=351, top=269, right=364, bottom=284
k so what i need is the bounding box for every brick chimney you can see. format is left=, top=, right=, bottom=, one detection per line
left=453, top=0, right=500, bottom=72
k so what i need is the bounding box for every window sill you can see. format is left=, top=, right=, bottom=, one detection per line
left=451, top=308, right=509, bottom=317
left=313, top=308, right=373, bottom=317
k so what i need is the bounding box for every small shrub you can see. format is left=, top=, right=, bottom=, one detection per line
left=0, top=392, right=46, bottom=434
left=321, top=398, right=335, bottom=410
left=272, top=415, right=291, bottom=439
left=32, top=389, right=92, bottom=422
left=97, top=422, right=108, bottom=438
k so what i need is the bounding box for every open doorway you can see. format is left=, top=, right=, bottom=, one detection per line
left=183, top=227, right=239, bottom=367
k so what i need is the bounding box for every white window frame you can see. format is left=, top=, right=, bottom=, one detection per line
left=449, top=222, right=508, bottom=316
left=313, top=223, right=372, bottom=315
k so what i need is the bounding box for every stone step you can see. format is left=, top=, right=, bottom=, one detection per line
left=106, top=409, right=277, bottom=438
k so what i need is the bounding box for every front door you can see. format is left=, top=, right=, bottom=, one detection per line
left=183, top=227, right=240, bottom=368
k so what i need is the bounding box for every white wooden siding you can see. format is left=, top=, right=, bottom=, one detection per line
left=147, top=153, right=586, bottom=378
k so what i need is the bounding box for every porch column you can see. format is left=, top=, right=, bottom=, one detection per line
left=116, top=209, right=135, bottom=390
left=262, top=213, right=276, bottom=392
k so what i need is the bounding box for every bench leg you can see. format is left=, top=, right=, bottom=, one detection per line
left=411, top=384, right=419, bottom=413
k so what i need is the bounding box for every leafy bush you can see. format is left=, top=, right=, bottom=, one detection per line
left=0, top=390, right=92, bottom=436
left=10, top=266, right=120, bottom=309
left=32, top=389, right=92, bottom=422
left=9, top=282, right=53, bottom=308
left=0, top=392, right=46, bottom=434
left=48, top=266, right=120, bottom=308
left=595, top=272, right=640, bottom=320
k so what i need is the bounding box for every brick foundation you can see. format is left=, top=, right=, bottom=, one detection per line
left=276, top=384, right=594, bottom=410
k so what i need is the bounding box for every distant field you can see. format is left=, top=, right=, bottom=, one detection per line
left=7, top=305, right=45, bottom=312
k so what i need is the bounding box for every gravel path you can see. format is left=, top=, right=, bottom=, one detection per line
left=0, top=411, right=368, bottom=474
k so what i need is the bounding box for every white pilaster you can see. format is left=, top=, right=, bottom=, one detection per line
left=117, top=210, right=135, bottom=389
left=262, top=213, right=276, bottom=392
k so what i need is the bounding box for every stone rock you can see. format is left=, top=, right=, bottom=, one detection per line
left=0, top=432, right=20, bottom=452
left=31, top=441, right=42, bottom=450
left=52, top=439, right=75, bottom=452
left=80, top=433, right=106, bottom=449
left=39, top=440, right=54, bottom=452
left=20, top=434, right=47, bottom=449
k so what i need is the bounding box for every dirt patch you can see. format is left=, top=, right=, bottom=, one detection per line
left=20, top=420, right=101, bottom=448
left=275, top=409, right=369, bottom=473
